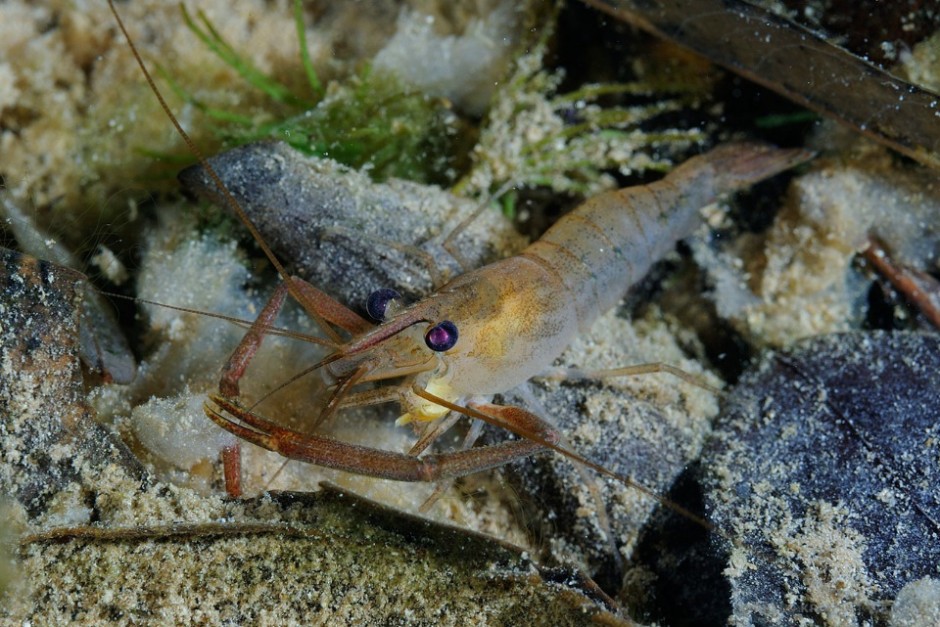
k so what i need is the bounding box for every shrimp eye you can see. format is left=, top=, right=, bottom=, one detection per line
left=424, top=320, right=458, bottom=352
left=366, top=288, right=401, bottom=321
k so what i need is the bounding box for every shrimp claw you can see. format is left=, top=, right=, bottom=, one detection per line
left=205, top=394, right=546, bottom=482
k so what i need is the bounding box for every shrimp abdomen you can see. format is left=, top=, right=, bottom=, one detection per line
left=525, top=143, right=813, bottom=327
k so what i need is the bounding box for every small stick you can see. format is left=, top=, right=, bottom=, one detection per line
left=862, top=235, right=940, bottom=331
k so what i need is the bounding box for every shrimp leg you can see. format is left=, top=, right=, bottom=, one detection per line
left=217, top=276, right=374, bottom=496
left=541, top=362, right=723, bottom=394
left=205, top=394, right=548, bottom=482
left=208, top=383, right=711, bottom=534
left=219, top=276, right=372, bottom=398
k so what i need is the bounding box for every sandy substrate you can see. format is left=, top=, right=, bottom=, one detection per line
left=2, top=0, right=939, bottom=625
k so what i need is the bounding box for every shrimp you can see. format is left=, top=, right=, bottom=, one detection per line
left=201, top=143, right=813, bottom=489
left=106, top=0, right=811, bottom=499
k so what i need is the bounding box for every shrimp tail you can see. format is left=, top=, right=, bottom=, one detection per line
left=694, top=142, right=815, bottom=192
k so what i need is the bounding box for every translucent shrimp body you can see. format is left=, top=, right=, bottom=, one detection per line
left=106, top=0, right=809, bottom=504
left=192, top=143, right=812, bottom=485
left=335, top=143, right=813, bottom=423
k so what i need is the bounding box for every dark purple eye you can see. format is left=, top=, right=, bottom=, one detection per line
left=366, top=288, right=401, bottom=322
left=424, top=320, right=458, bottom=352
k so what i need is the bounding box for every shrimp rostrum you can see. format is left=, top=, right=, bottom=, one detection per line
left=202, top=142, right=813, bottom=490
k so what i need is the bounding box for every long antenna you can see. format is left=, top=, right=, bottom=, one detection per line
left=107, top=0, right=315, bottom=325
